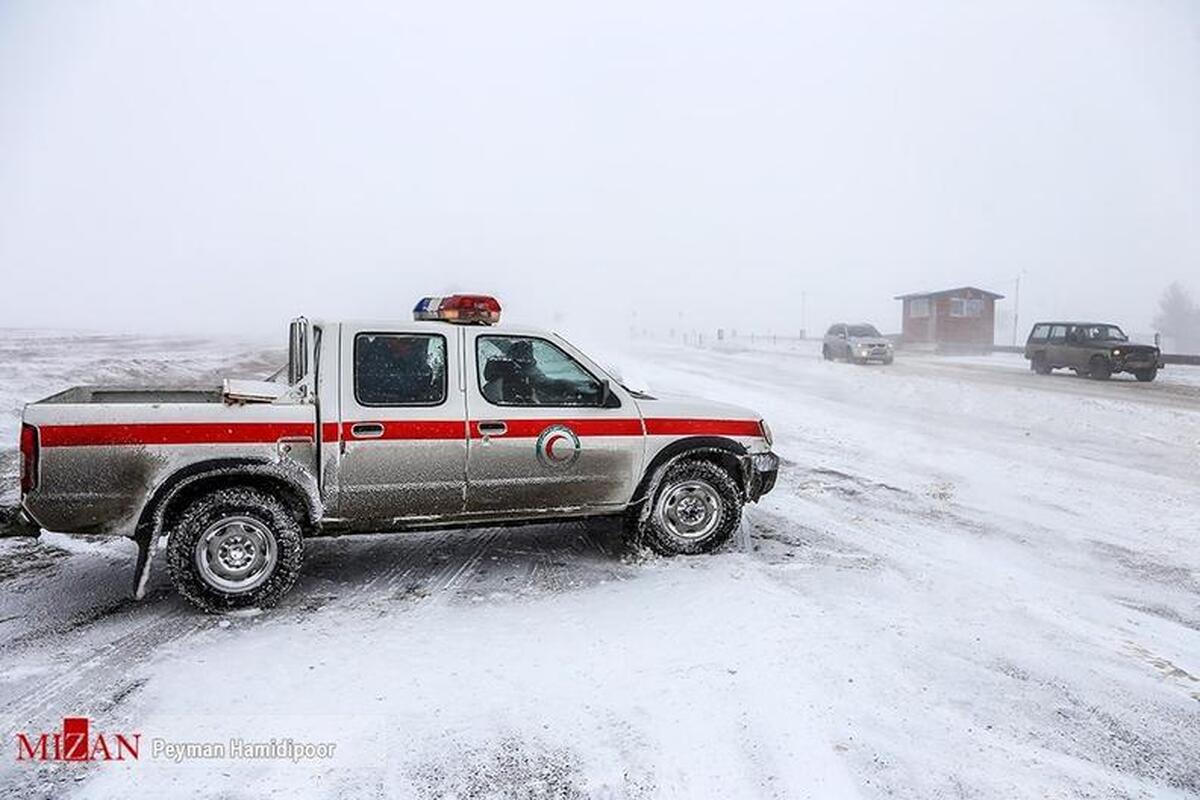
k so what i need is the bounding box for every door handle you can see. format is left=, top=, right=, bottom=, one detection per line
left=477, top=421, right=507, bottom=436
left=350, top=422, right=385, bottom=439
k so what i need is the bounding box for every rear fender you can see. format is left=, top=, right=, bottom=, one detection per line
left=134, top=458, right=323, bottom=544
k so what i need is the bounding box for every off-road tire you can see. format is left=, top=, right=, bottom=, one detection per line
left=638, top=459, right=742, bottom=556
left=1134, top=367, right=1158, bottom=383
left=1032, top=354, right=1051, bottom=375
left=1088, top=356, right=1112, bottom=381
left=167, top=487, right=303, bottom=612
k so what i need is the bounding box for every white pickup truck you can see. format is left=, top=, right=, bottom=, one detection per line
left=17, top=295, right=778, bottom=611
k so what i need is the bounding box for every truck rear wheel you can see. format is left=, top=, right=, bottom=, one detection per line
left=1031, top=353, right=1051, bottom=375
left=639, top=459, right=742, bottom=556
left=167, top=487, right=303, bottom=612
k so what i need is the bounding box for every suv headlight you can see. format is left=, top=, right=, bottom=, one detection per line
left=1112, top=348, right=1122, bottom=357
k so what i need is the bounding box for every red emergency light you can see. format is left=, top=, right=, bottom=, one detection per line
left=413, top=294, right=502, bottom=325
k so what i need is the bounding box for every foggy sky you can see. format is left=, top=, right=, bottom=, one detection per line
left=1, top=0, right=1197, bottom=341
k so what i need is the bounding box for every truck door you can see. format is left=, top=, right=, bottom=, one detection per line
left=464, top=331, right=644, bottom=515
left=336, top=326, right=467, bottom=527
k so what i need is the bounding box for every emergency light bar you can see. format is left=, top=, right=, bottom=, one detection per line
left=413, top=294, right=502, bottom=325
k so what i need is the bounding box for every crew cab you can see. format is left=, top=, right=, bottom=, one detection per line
left=17, top=296, right=778, bottom=611
left=1024, top=321, right=1163, bottom=382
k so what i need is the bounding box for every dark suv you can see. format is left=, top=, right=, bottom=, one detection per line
left=1024, top=322, right=1163, bottom=382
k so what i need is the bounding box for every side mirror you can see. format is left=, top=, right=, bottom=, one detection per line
left=599, top=379, right=619, bottom=408
left=287, top=317, right=308, bottom=385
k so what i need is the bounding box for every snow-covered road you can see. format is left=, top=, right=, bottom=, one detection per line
left=1, top=333, right=1198, bottom=799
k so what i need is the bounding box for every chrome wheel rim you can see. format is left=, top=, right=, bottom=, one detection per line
left=656, top=480, right=722, bottom=540
left=194, top=516, right=277, bottom=594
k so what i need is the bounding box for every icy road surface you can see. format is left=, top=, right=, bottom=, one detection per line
left=1, top=332, right=1198, bottom=799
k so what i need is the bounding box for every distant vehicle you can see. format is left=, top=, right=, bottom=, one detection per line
left=16, top=295, right=778, bottom=611
left=1024, top=322, right=1163, bottom=382
left=822, top=323, right=894, bottom=365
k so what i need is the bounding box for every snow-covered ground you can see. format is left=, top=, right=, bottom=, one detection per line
left=1, top=332, right=1198, bottom=799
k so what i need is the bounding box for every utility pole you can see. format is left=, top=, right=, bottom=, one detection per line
left=800, top=290, right=807, bottom=339
left=1011, top=274, right=1022, bottom=347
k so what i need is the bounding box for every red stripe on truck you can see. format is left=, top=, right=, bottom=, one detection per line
left=643, top=418, right=762, bottom=437
left=35, top=417, right=762, bottom=447
left=38, top=422, right=316, bottom=447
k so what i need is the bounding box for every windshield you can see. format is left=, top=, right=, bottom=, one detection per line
left=1078, top=324, right=1127, bottom=342
left=847, top=324, right=881, bottom=338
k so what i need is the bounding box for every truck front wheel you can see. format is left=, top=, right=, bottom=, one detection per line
left=639, top=459, right=743, bottom=556
left=167, top=487, right=303, bottom=612
left=1134, top=367, right=1158, bottom=382
left=1088, top=356, right=1112, bottom=381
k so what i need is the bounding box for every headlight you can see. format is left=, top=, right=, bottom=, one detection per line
left=759, top=419, right=773, bottom=446
left=1112, top=348, right=1122, bottom=356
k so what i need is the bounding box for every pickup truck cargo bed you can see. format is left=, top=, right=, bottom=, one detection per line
left=39, top=386, right=223, bottom=404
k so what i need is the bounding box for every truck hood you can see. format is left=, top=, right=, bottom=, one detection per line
left=632, top=392, right=762, bottom=423
left=1099, top=339, right=1157, bottom=352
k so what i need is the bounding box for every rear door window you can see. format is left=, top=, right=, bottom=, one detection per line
left=1048, top=325, right=1068, bottom=343
left=1029, top=324, right=1051, bottom=342
left=354, top=333, right=447, bottom=406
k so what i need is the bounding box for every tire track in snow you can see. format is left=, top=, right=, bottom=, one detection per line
left=0, top=598, right=208, bottom=732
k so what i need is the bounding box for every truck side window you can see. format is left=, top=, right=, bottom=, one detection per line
left=354, top=333, right=447, bottom=406
left=1029, top=324, right=1051, bottom=342
left=1048, top=325, right=1068, bottom=343
left=477, top=336, right=606, bottom=407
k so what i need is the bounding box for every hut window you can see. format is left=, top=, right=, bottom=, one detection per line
left=909, top=298, right=930, bottom=318
left=950, top=298, right=984, bottom=318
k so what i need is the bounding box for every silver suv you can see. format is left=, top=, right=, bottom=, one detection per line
left=822, top=323, right=894, bottom=365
